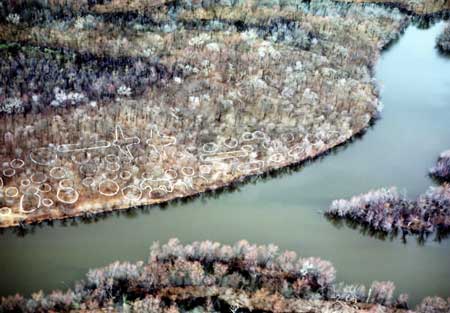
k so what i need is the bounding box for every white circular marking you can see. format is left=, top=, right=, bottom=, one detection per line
left=21, top=179, right=31, bottom=188
left=10, top=159, right=25, bottom=169
left=119, top=170, right=132, bottom=180
left=150, top=188, right=166, bottom=198
left=5, top=187, right=19, bottom=198
left=98, top=179, right=120, bottom=197
left=253, top=131, right=266, bottom=140
left=23, top=185, right=40, bottom=195
left=193, top=175, right=208, bottom=185
left=181, top=167, right=195, bottom=177
left=82, top=177, right=96, bottom=188
left=199, top=164, right=211, bottom=175
left=202, top=142, right=219, bottom=153
left=0, top=207, right=12, bottom=215
left=19, top=192, right=41, bottom=214
left=173, top=180, right=189, bottom=191
left=105, top=154, right=120, bottom=164
left=121, top=185, right=142, bottom=201
left=268, top=153, right=284, bottom=163
left=281, top=133, right=295, bottom=143
left=71, top=153, right=91, bottom=165
left=38, top=183, right=52, bottom=193
left=79, top=163, right=97, bottom=176
left=106, top=162, right=121, bottom=172
left=161, top=136, right=176, bottom=147
left=56, top=188, right=79, bottom=204
left=29, top=148, right=57, bottom=166
left=241, top=145, right=254, bottom=153
left=288, top=145, right=303, bottom=158
left=262, top=140, right=271, bottom=149
left=31, top=172, right=47, bottom=184
left=3, top=168, right=15, bottom=177
left=165, top=169, right=178, bottom=180
left=42, top=198, right=54, bottom=207
left=224, top=138, right=238, bottom=149
left=50, top=167, right=67, bottom=180
left=241, top=132, right=254, bottom=141
left=59, top=179, right=74, bottom=189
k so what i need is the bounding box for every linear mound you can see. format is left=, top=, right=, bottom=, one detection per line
left=0, top=0, right=431, bottom=228
left=3, top=238, right=448, bottom=313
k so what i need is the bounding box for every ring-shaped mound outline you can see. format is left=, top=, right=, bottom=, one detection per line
left=98, top=179, right=120, bottom=197
left=42, top=198, right=54, bottom=207
left=119, top=170, right=132, bottom=180
left=199, top=164, right=211, bottom=175
left=241, top=132, right=254, bottom=141
left=20, top=179, right=31, bottom=188
left=164, top=169, right=178, bottom=180
left=50, top=167, right=67, bottom=180
left=223, top=138, right=238, bottom=149
left=56, top=188, right=79, bottom=204
left=253, top=131, right=266, bottom=140
left=106, top=162, right=121, bottom=172
left=10, top=159, right=25, bottom=169
left=121, top=185, right=142, bottom=201
left=31, top=172, right=47, bottom=184
left=202, top=142, right=219, bottom=154
left=29, top=148, right=57, bottom=166
left=181, top=167, right=195, bottom=177
left=3, top=168, right=15, bottom=177
left=59, top=179, right=74, bottom=189
left=82, top=177, right=96, bottom=188
left=0, top=207, right=12, bottom=215
left=71, top=153, right=91, bottom=165
left=19, top=194, right=41, bottom=214
left=5, top=187, right=19, bottom=198
left=39, top=183, right=52, bottom=193
left=105, top=154, right=120, bottom=164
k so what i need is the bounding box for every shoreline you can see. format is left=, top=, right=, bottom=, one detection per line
left=0, top=1, right=430, bottom=229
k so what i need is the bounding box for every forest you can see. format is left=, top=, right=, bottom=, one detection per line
left=0, top=0, right=412, bottom=227
left=325, top=148, right=450, bottom=238
left=1, top=239, right=449, bottom=312
left=1, top=1, right=450, bottom=312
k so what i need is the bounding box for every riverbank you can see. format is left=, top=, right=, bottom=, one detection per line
left=0, top=239, right=431, bottom=313
left=336, top=0, right=450, bottom=16
left=325, top=147, right=450, bottom=237
left=0, top=0, right=410, bottom=228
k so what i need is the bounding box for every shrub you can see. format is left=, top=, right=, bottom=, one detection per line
left=437, top=24, right=450, bottom=53
left=326, top=184, right=450, bottom=236
left=416, top=296, right=450, bottom=313
left=368, top=281, right=395, bottom=306
left=430, top=149, right=450, bottom=181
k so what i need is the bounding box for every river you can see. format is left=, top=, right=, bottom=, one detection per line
left=1, top=21, right=449, bottom=306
